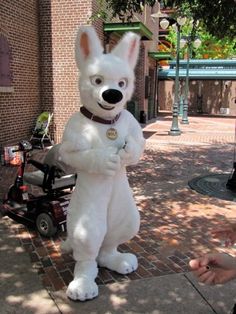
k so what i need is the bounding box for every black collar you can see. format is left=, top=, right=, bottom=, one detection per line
left=80, top=106, right=121, bottom=125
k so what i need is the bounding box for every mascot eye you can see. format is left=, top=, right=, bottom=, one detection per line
left=90, top=76, right=104, bottom=86
left=118, top=79, right=128, bottom=89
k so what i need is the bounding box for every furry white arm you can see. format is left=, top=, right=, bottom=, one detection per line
left=59, top=141, right=121, bottom=176
left=117, top=112, right=145, bottom=166
left=118, top=135, right=145, bottom=166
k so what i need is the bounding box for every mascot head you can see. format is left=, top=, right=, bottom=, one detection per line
left=75, top=26, right=140, bottom=119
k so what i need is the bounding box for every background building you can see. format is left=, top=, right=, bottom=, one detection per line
left=0, top=1, right=235, bottom=147
left=0, top=0, right=160, bottom=146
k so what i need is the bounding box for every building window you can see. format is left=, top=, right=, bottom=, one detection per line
left=0, top=34, right=12, bottom=88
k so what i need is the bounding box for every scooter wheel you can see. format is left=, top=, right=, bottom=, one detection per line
left=36, top=213, right=57, bottom=237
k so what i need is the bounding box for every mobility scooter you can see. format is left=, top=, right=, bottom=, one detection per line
left=0, top=140, right=76, bottom=237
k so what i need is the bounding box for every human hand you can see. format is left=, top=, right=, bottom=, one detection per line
left=189, top=253, right=236, bottom=285
left=212, top=222, right=236, bottom=247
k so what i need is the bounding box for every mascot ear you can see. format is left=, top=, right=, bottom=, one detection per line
left=111, top=32, right=140, bottom=70
left=75, top=26, right=104, bottom=70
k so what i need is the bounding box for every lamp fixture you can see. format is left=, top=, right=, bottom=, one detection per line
left=160, top=18, right=169, bottom=29
left=193, top=38, right=201, bottom=49
left=177, top=16, right=187, bottom=26
left=180, top=38, right=187, bottom=49
left=179, top=36, right=201, bottom=49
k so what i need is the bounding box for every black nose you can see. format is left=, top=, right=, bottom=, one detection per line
left=102, top=89, right=123, bottom=104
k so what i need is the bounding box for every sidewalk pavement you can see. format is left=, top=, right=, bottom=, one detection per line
left=1, top=114, right=236, bottom=313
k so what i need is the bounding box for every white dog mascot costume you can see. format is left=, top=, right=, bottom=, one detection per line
left=59, top=26, right=145, bottom=301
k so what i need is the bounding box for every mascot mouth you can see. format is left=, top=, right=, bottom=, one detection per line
left=98, top=102, right=115, bottom=111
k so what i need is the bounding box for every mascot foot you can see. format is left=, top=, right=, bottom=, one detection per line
left=66, top=278, right=98, bottom=301
left=98, top=251, right=138, bottom=274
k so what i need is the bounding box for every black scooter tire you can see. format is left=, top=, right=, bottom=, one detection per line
left=36, top=213, right=57, bottom=237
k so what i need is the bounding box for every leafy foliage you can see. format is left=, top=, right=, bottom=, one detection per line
left=91, top=0, right=156, bottom=22
left=166, top=21, right=236, bottom=59
left=194, top=28, right=236, bottom=59
left=94, top=0, right=236, bottom=39
left=172, top=0, right=236, bottom=39
left=106, top=0, right=157, bottom=22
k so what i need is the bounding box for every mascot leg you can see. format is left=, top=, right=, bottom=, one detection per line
left=97, top=174, right=140, bottom=274
left=65, top=178, right=111, bottom=301
left=67, top=260, right=98, bottom=301
left=66, top=209, right=107, bottom=301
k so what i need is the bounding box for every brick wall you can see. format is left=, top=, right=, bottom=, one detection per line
left=0, top=1, right=163, bottom=147
left=0, top=0, right=41, bottom=146
left=158, top=79, right=236, bottom=115
left=92, top=0, right=104, bottom=41
left=39, top=0, right=104, bottom=143
left=125, top=3, right=160, bottom=120
left=38, top=0, right=53, bottom=114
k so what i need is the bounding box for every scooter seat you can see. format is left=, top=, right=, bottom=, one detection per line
left=24, top=170, right=44, bottom=186
left=24, top=170, right=76, bottom=190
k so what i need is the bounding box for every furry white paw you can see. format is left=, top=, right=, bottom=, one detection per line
left=98, top=252, right=138, bottom=274
left=66, top=278, right=98, bottom=301
left=118, top=135, right=144, bottom=166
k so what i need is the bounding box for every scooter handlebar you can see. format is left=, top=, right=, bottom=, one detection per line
left=14, top=140, right=33, bottom=153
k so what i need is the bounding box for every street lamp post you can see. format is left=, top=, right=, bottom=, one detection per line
left=163, top=17, right=186, bottom=135
left=181, top=37, right=191, bottom=124
left=180, top=36, right=201, bottom=124
left=151, top=6, right=186, bottom=135
left=169, top=22, right=181, bottom=135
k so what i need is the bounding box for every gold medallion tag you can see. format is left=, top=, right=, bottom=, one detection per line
left=106, top=128, right=118, bottom=140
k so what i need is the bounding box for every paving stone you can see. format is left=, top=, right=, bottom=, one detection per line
left=1, top=115, right=235, bottom=294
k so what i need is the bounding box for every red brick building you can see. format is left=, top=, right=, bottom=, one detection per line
left=1, top=1, right=235, bottom=147
left=0, top=1, right=41, bottom=146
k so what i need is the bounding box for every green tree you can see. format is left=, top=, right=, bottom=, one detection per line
left=194, top=28, right=236, bottom=59
left=164, top=0, right=236, bottom=39
left=167, top=21, right=236, bottom=59
left=91, top=0, right=155, bottom=22
left=94, top=0, right=236, bottom=40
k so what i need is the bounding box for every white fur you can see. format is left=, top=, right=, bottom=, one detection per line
left=60, top=26, right=145, bottom=301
